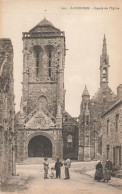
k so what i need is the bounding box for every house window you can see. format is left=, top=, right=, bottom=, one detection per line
left=113, top=147, right=115, bottom=165
left=107, top=119, right=109, bottom=135
left=107, top=144, right=109, bottom=159
left=67, top=134, right=73, bottom=148
left=116, top=114, right=119, bottom=131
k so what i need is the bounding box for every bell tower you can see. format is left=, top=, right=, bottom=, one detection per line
left=100, top=35, right=109, bottom=88
left=17, top=18, right=66, bottom=161
left=21, top=18, right=65, bottom=119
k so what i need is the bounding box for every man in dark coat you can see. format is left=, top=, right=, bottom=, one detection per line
left=55, top=158, right=63, bottom=179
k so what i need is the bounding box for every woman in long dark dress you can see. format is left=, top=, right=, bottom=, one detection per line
left=103, top=159, right=112, bottom=182
left=94, top=161, right=103, bottom=181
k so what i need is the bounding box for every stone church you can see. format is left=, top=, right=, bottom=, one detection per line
left=15, top=18, right=78, bottom=162
left=15, top=18, right=119, bottom=163
left=78, top=35, right=117, bottom=161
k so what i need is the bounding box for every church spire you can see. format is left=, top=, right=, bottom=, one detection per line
left=102, top=34, right=107, bottom=55
left=100, top=35, right=109, bottom=87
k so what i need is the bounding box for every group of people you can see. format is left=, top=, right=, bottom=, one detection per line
left=43, top=157, right=71, bottom=179
left=94, top=159, right=113, bottom=182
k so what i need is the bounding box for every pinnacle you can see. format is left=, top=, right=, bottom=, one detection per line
left=82, top=85, right=90, bottom=96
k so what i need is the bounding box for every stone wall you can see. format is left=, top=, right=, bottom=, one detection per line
left=0, top=39, right=15, bottom=183
left=102, top=100, right=122, bottom=169
left=63, top=112, right=78, bottom=160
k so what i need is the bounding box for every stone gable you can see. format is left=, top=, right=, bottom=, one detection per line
left=25, top=108, right=56, bottom=129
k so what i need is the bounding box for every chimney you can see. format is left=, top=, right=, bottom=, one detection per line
left=117, top=84, right=122, bottom=99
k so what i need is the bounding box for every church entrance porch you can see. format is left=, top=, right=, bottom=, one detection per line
left=28, top=135, right=52, bottom=157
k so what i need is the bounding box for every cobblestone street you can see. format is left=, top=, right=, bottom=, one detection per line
left=0, top=159, right=121, bottom=194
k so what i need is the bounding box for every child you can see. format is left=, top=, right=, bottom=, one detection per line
left=50, top=167, right=55, bottom=179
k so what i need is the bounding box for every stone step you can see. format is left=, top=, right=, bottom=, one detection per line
left=17, top=157, right=54, bottom=165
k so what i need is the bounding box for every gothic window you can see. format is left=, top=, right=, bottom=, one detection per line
left=33, top=46, right=42, bottom=77
left=116, top=114, right=119, bottom=131
left=102, top=68, right=107, bottom=81
left=67, top=134, right=73, bottom=148
left=39, top=96, right=48, bottom=108
left=48, top=50, right=52, bottom=78
left=36, top=52, right=39, bottom=75
left=46, top=45, right=54, bottom=79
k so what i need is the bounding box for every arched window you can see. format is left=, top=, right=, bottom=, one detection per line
left=67, top=134, right=73, bottom=148
left=36, top=52, right=39, bottom=75
left=33, top=46, right=42, bottom=76
left=46, top=45, right=54, bottom=79
left=39, top=96, right=48, bottom=108
left=48, top=50, right=52, bottom=78
left=102, top=67, right=107, bottom=82
left=103, top=68, right=106, bottom=74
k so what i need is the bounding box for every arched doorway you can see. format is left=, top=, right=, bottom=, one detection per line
left=28, top=135, right=52, bottom=157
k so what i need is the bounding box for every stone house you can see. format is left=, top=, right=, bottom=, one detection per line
left=0, top=39, right=16, bottom=183
left=101, top=84, right=122, bottom=173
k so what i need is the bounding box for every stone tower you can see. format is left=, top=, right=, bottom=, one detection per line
left=100, top=34, right=109, bottom=88
left=78, top=86, right=91, bottom=161
left=22, top=18, right=65, bottom=119
left=16, top=18, right=66, bottom=161
left=78, top=35, right=117, bottom=161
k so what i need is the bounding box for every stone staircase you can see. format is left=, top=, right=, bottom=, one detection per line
left=18, top=157, right=55, bottom=165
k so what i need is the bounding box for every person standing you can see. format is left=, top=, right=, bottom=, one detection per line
left=43, top=157, right=49, bottom=179
left=55, top=158, right=63, bottom=178
left=103, top=159, right=112, bottom=182
left=94, top=161, right=103, bottom=181
left=64, top=159, right=71, bottom=179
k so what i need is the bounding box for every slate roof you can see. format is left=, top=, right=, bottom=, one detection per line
left=29, top=18, right=60, bottom=32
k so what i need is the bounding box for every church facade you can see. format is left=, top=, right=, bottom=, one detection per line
left=15, top=18, right=120, bottom=163
left=15, top=18, right=78, bottom=162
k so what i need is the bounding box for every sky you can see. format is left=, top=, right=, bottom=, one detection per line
left=0, top=0, right=122, bottom=117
